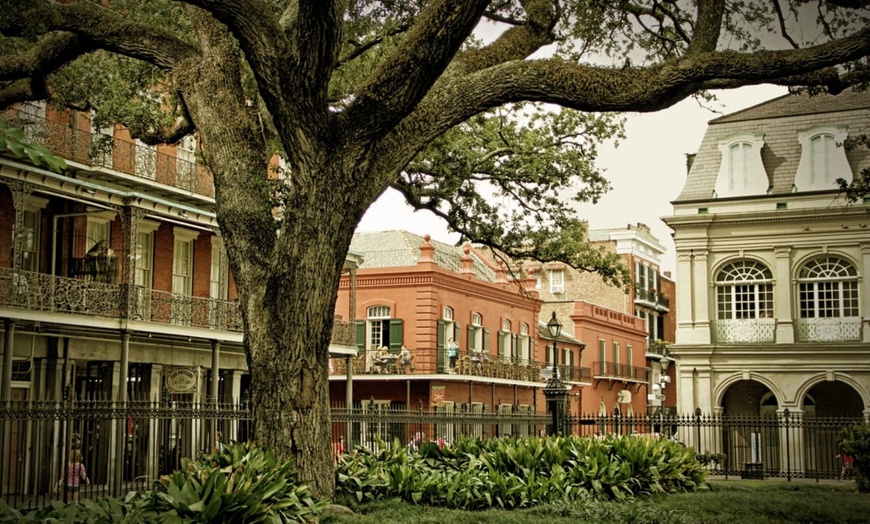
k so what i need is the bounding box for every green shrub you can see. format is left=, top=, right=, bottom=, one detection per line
left=146, top=441, right=327, bottom=522
left=335, top=434, right=708, bottom=510
left=0, top=492, right=150, bottom=523
left=838, top=423, right=870, bottom=493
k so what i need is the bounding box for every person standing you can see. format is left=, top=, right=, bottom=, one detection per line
left=447, top=338, right=459, bottom=371
left=58, top=449, right=89, bottom=504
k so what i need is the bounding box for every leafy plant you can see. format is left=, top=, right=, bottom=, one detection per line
left=336, top=435, right=708, bottom=510
left=0, top=492, right=150, bottom=523
left=0, top=122, right=67, bottom=173
left=838, top=423, right=870, bottom=493
left=695, top=453, right=727, bottom=468
left=146, top=441, right=327, bottom=522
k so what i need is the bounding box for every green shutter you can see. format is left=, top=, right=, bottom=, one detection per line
left=498, top=331, right=507, bottom=359
left=388, top=318, right=403, bottom=354
left=354, top=321, right=365, bottom=355
left=483, top=328, right=489, bottom=355
left=437, top=319, right=447, bottom=373
left=453, top=323, right=461, bottom=350
left=467, top=325, right=474, bottom=351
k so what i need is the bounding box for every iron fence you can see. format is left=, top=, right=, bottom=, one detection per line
left=0, top=400, right=862, bottom=510
left=566, top=410, right=862, bottom=481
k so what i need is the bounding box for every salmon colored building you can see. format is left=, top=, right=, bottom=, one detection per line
left=331, top=231, right=548, bottom=419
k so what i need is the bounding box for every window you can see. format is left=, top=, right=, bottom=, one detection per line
left=17, top=197, right=48, bottom=273
left=795, top=127, right=850, bottom=191
left=729, top=142, right=751, bottom=191
left=498, top=319, right=513, bottom=360
left=517, top=323, right=531, bottom=363
left=133, top=225, right=156, bottom=320
left=798, top=257, right=859, bottom=319
left=597, top=339, right=606, bottom=375
left=135, top=139, right=157, bottom=179
left=715, top=134, right=767, bottom=197
left=90, top=110, right=114, bottom=168
left=19, top=101, right=46, bottom=143
left=177, top=134, right=197, bottom=190
left=468, top=312, right=484, bottom=352
left=715, top=260, right=774, bottom=320
left=612, top=341, right=620, bottom=366
left=625, top=344, right=633, bottom=372
left=367, top=305, right=392, bottom=349
left=172, top=228, right=197, bottom=325
left=549, top=269, right=564, bottom=294
left=86, top=218, right=111, bottom=252
left=209, top=236, right=227, bottom=301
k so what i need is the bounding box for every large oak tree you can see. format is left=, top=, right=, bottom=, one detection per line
left=1, top=0, right=869, bottom=496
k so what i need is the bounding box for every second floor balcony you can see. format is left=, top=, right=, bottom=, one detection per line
left=329, top=347, right=592, bottom=385
left=634, top=285, right=670, bottom=311
left=713, top=318, right=776, bottom=344
left=795, top=317, right=861, bottom=342
left=0, top=267, right=354, bottom=345
left=592, top=361, right=650, bottom=382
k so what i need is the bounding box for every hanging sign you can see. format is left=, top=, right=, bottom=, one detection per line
left=167, top=368, right=198, bottom=393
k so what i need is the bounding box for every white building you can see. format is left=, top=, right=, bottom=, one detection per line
left=665, top=88, right=870, bottom=421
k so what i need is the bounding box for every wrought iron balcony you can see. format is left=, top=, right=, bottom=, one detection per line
left=1, top=268, right=356, bottom=344
left=795, top=317, right=861, bottom=342
left=633, top=284, right=669, bottom=310
left=592, top=361, right=650, bottom=382
left=330, top=348, right=564, bottom=383
left=713, top=318, right=776, bottom=344
left=0, top=109, right=213, bottom=197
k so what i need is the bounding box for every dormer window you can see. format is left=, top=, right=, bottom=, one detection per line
left=795, top=127, right=850, bottom=191
left=715, top=134, right=767, bottom=198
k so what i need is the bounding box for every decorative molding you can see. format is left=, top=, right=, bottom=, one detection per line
left=693, top=250, right=708, bottom=261
left=774, top=247, right=792, bottom=258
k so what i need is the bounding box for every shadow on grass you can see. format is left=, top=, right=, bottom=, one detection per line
left=324, top=481, right=866, bottom=524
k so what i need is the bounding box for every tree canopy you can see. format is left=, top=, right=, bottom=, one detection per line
left=2, top=0, right=869, bottom=496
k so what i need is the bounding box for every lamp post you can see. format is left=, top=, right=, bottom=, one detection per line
left=543, top=312, right=568, bottom=436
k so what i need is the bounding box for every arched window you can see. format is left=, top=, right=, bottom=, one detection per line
left=716, top=261, right=774, bottom=320
left=795, top=126, right=851, bottom=191
left=809, top=134, right=836, bottom=185
left=798, top=257, right=859, bottom=318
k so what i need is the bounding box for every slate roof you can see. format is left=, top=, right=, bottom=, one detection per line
left=350, top=230, right=496, bottom=282
left=675, top=88, right=870, bottom=202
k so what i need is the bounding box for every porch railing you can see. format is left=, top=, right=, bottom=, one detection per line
left=713, top=318, right=776, bottom=344
left=795, top=317, right=861, bottom=342
left=0, top=109, right=213, bottom=197
left=592, top=361, right=650, bottom=382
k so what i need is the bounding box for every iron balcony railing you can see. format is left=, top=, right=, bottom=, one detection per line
left=795, top=317, right=861, bottom=342
left=633, top=284, right=670, bottom=310
left=592, top=361, right=650, bottom=382
left=713, top=318, right=776, bottom=344
left=0, top=268, right=355, bottom=344
left=0, top=109, right=213, bottom=197
left=329, top=348, right=591, bottom=384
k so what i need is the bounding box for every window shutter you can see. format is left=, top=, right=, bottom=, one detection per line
left=388, top=318, right=403, bottom=354
left=354, top=321, right=365, bottom=355
left=483, top=328, right=489, bottom=354
left=467, top=325, right=474, bottom=350
left=437, top=319, right=447, bottom=373
left=453, top=323, right=461, bottom=347
left=498, top=331, right=508, bottom=359
left=512, top=334, right=519, bottom=360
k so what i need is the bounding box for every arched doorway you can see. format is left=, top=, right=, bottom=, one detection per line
left=802, top=381, right=864, bottom=477
left=721, top=380, right=780, bottom=474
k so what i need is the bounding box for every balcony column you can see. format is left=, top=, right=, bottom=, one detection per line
left=118, top=207, right=144, bottom=319
left=1, top=319, right=13, bottom=403
left=210, top=340, right=220, bottom=402
left=863, top=244, right=870, bottom=343
left=773, top=247, right=794, bottom=343
left=7, top=180, right=33, bottom=272
left=112, top=330, right=130, bottom=497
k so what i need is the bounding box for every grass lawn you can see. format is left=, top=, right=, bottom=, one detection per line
left=324, top=480, right=868, bottom=524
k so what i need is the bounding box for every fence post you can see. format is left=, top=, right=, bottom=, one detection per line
left=784, top=408, right=791, bottom=482
left=695, top=407, right=702, bottom=454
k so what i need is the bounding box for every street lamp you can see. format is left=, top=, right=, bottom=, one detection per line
left=547, top=311, right=562, bottom=379
left=544, top=312, right=568, bottom=436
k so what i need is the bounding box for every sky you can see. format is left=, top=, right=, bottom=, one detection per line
left=356, top=83, right=788, bottom=273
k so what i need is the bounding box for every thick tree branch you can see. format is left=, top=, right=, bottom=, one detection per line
left=339, top=0, right=489, bottom=140
left=0, top=78, right=47, bottom=107
left=40, top=1, right=199, bottom=69
left=0, top=32, right=88, bottom=81
left=376, top=25, right=870, bottom=185
left=686, top=0, right=725, bottom=54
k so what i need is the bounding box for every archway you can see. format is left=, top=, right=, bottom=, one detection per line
left=801, top=381, right=864, bottom=477
left=720, top=380, right=780, bottom=474
left=803, top=382, right=863, bottom=417
left=721, top=379, right=777, bottom=415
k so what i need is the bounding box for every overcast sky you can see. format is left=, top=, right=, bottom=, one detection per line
left=356, top=84, right=788, bottom=272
